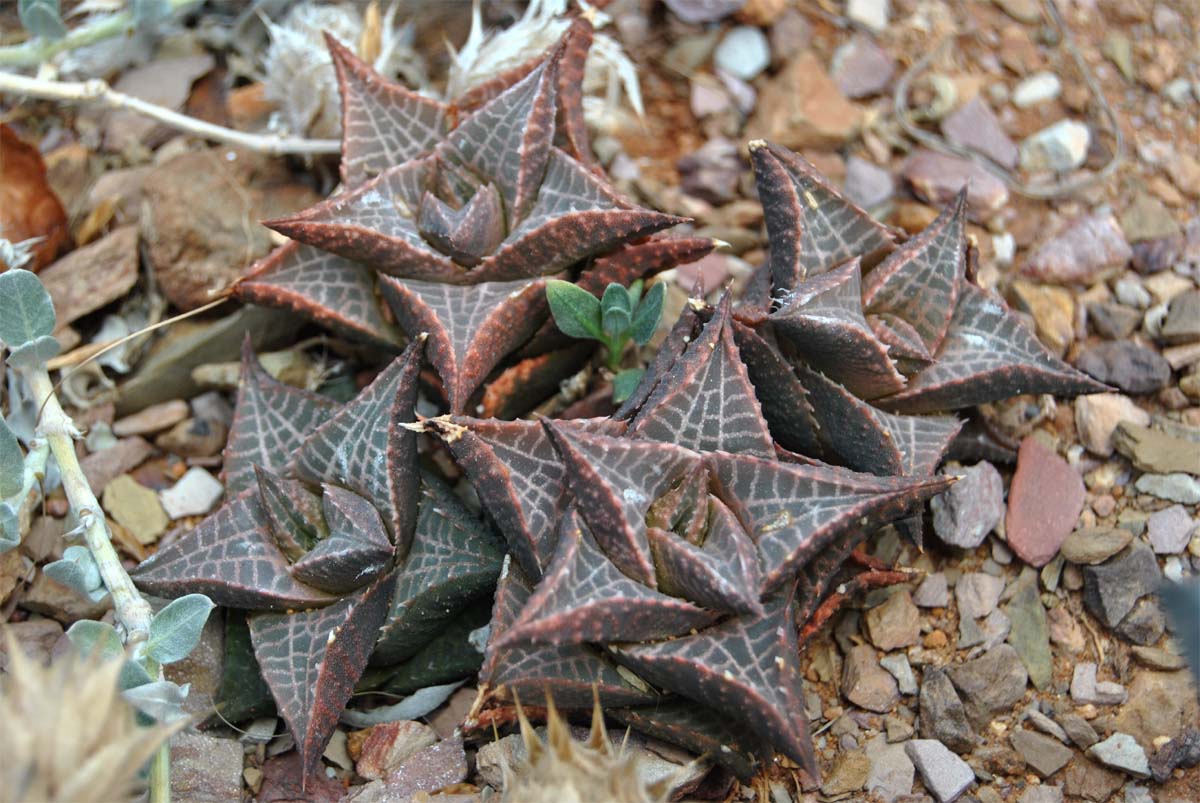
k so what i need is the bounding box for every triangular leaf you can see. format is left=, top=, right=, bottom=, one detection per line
left=255, top=467, right=327, bottom=562
left=610, top=700, right=768, bottom=782
left=289, top=486, right=393, bottom=594
left=730, top=320, right=822, bottom=457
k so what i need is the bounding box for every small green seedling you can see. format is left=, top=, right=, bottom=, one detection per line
left=546, top=279, right=665, bottom=403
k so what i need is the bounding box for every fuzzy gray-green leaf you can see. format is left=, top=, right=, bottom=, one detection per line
left=147, top=593, right=216, bottom=664
left=630, top=281, right=665, bottom=345
left=0, top=269, right=56, bottom=348
left=0, top=415, right=23, bottom=499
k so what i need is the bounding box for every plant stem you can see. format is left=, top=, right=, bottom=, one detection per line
left=605, top=334, right=628, bottom=372
left=0, top=0, right=197, bottom=68
left=27, top=369, right=153, bottom=641
left=0, top=71, right=340, bottom=157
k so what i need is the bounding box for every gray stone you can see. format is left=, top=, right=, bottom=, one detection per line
left=919, top=668, right=976, bottom=753
left=170, top=732, right=244, bottom=803
left=906, top=739, right=975, bottom=802
left=1019, top=787, right=1064, bottom=803
left=1162, top=290, right=1200, bottom=344
left=662, top=0, right=744, bottom=23
left=1024, top=707, right=1069, bottom=743
left=956, top=573, right=1005, bottom=620
left=1057, top=712, right=1100, bottom=749
left=844, top=155, right=894, bottom=209
left=1012, top=72, right=1063, bottom=108
left=958, top=607, right=1010, bottom=650
left=941, top=97, right=1018, bottom=169
left=946, top=644, right=1029, bottom=729
left=913, top=573, right=950, bottom=608
left=1135, top=472, right=1200, bottom=504
left=1081, top=542, right=1161, bottom=628
left=1076, top=342, right=1171, bottom=394
left=1147, top=505, right=1196, bottom=554
left=880, top=652, right=918, bottom=695
left=1010, top=728, right=1074, bottom=778
left=1124, top=784, right=1153, bottom=803
left=1149, top=727, right=1200, bottom=783
left=346, top=737, right=468, bottom=802
left=866, top=591, right=921, bottom=650
left=831, top=33, right=895, bottom=99
left=1004, top=575, right=1053, bottom=690
left=1019, top=120, right=1090, bottom=172
left=931, top=463, right=1005, bottom=549
left=1071, top=663, right=1128, bottom=705
left=843, top=644, right=899, bottom=713
left=1088, top=733, right=1150, bottom=778
left=1061, top=526, right=1133, bottom=565
left=713, top=26, right=770, bottom=81
left=1114, top=596, right=1165, bottom=645
left=865, top=734, right=916, bottom=803
left=677, top=137, right=742, bottom=205
left=1087, top=302, right=1142, bottom=340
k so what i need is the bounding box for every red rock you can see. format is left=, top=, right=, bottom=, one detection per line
left=257, top=751, right=345, bottom=803
left=1006, top=437, right=1086, bottom=567
left=354, top=721, right=438, bottom=781
left=746, top=51, right=863, bottom=150
left=1021, top=213, right=1132, bottom=284
left=903, top=149, right=1009, bottom=218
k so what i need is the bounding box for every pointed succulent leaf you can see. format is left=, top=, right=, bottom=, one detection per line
left=868, top=313, right=934, bottom=364
left=375, top=598, right=492, bottom=696
left=294, top=340, right=423, bottom=547
left=614, top=305, right=700, bottom=420
left=862, top=190, right=966, bottom=355
left=132, top=493, right=335, bottom=610
left=289, top=486, right=393, bottom=594
left=796, top=364, right=962, bottom=477
left=552, top=17, right=596, bottom=165
left=416, top=184, right=506, bottom=266
left=265, top=159, right=465, bottom=281
left=381, top=275, right=550, bottom=412
left=441, top=58, right=557, bottom=221
left=631, top=294, right=774, bottom=458
left=255, top=467, right=327, bottom=561
left=221, top=338, right=338, bottom=496
left=771, top=258, right=907, bottom=400
left=482, top=557, right=658, bottom=708
left=613, top=592, right=816, bottom=776
left=878, top=284, right=1110, bottom=413
left=708, top=451, right=952, bottom=592
left=427, top=416, right=626, bottom=577
left=649, top=496, right=764, bottom=617
left=371, top=475, right=506, bottom=664
left=645, top=461, right=709, bottom=544
left=610, top=700, right=768, bottom=782
left=544, top=423, right=701, bottom=587
left=497, top=510, right=716, bottom=649
left=473, top=149, right=685, bottom=282
left=234, top=242, right=403, bottom=348
left=326, top=33, right=450, bottom=187
left=731, top=321, right=821, bottom=457
left=750, top=141, right=895, bottom=291
left=546, top=279, right=603, bottom=340
left=249, top=574, right=394, bottom=785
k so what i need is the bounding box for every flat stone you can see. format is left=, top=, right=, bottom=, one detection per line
left=662, top=0, right=743, bottom=23
left=865, top=734, right=916, bottom=803
left=1147, top=505, right=1196, bottom=554
left=1071, top=663, right=1128, bottom=706
left=1120, top=192, right=1182, bottom=243
left=1024, top=707, right=1069, bottom=743
left=941, top=96, right=1018, bottom=169
left=1162, top=290, right=1200, bottom=344
left=156, top=416, right=229, bottom=458
left=1130, top=645, right=1186, bottom=671
left=844, top=155, right=894, bottom=209
left=956, top=572, right=1005, bottom=619
left=678, top=137, right=741, bottom=205
left=1064, top=755, right=1126, bottom=801
left=354, top=721, right=439, bottom=781
left=904, top=149, right=1009, bottom=217
left=1073, top=394, right=1150, bottom=457
left=101, top=474, right=169, bottom=545
left=1089, top=733, right=1150, bottom=778
left=958, top=607, right=1010, bottom=650
left=1004, top=575, right=1053, bottom=690
left=1057, top=712, right=1100, bottom=749
left=946, top=644, right=1029, bottom=729
left=20, top=571, right=111, bottom=623
left=1020, top=120, right=1090, bottom=172
left=345, top=737, right=467, bottom=802
left=1117, top=671, right=1200, bottom=752
left=994, top=0, right=1042, bottom=23
left=38, top=226, right=139, bottom=333
left=821, top=750, right=871, bottom=796
left=1021, top=213, right=1132, bottom=284
left=1134, top=472, right=1200, bottom=503
left=931, top=462, right=1005, bottom=549
left=879, top=652, right=918, bottom=695
left=905, top=739, right=975, bottom=803
left=1006, top=437, right=1085, bottom=568
left=747, top=51, right=862, bottom=149
left=1113, top=596, right=1165, bottom=646
left=1079, top=342, right=1172, bottom=395
left=831, top=33, right=895, bottom=99
left=1087, top=301, right=1142, bottom=340
left=913, top=573, right=949, bottom=607
left=1011, top=728, right=1075, bottom=778
left=1131, top=234, right=1185, bottom=275
left=103, top=54, right=215, bottom=152
left=1113, top=422, right=1200, bottom=475
left=112, top=399, right=189, bottom=437
left=843, top=644, right=899, bottom=713
left=1018, top=787, right=1064, bottom=803
left=1081, top=541, right=1161, bottom=628
left=1012, top=71, right=1062, bottom=107
left=160, top=467, right=224, bottom=519
left=170, top=732, right=244, bottom=803
left=713, top=26, right=770, bottom=81
left=80, top=436, right=154, bottom=496
left=866, top=591, right=921, bottom=650
left=1011, top=279, right=1075, bottom=356
left=1061, top=526, right=1133, bottom=565
left=919, top=668, right=977, bottom=753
